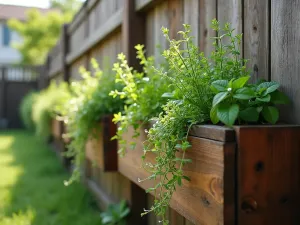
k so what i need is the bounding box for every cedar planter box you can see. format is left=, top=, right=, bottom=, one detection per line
left=85, top=115, right=118, bottom=171
left=118, top=125, right=300, bottom=225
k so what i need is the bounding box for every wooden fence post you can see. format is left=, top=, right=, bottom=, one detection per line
left=62, top=23, right=70, bottom=83
left=123, top=0, right=145, bottom=70
left=0, top=67, right=7, bottom=120
left=0, top=67, right=6, bottom=119
left=123, top=1, right=148, bottom=224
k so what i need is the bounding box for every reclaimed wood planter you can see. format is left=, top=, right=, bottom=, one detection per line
left=118, top=125, right=300, bottom=225
left=85, top=115, right=118, bottom=171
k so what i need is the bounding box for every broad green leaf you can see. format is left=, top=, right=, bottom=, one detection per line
left=212, top=92, right=228, bottom=107
left=210, top=106, right=219, bottom=124
left=233, top=87, right=256, bottom=100
left=211, top=80, right=229, bottom=92
left=257, top=94, right=271, bottom=102
left=262, top=106, right=279, bottom=124
left=232, top=76, right=250, bottom=89
left=239, top=107, right=259, bottom=122
left=217, top=104, right=239, bottom=126
left=257, top=81, right=280, bottom=95
left=270, top=90, right=290, bottom=104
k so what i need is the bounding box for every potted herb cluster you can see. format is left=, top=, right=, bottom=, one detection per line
left=114, top=20, right=298, bottom=225
left=57, top=58, right=124, bottom=183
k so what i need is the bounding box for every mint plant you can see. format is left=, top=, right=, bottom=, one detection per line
left=210, top=76, right=290, bottom=126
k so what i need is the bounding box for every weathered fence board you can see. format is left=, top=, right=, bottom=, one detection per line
left=244, top=0, right=270, bottom=82
left=271, top=0, right=300, bottom=124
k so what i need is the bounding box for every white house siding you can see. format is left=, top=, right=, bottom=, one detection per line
left=0, top=20, right=22, bottom=65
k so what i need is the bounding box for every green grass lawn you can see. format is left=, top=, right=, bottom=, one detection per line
left=0, top=130, right=102, bottom=225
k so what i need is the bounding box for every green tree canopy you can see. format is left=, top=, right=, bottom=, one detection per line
left=50, top=0, right=83, bottom=16
left=8, top=9, right=71, bottom=65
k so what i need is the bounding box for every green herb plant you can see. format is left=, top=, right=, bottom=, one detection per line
left=210, top=77, right=290, bottom=126
left=32, top=81, right=70, bottom=141
left=141, top=20, right=248, bottom=224
left=110, top=44, right=170, bottom=156
left=100, top=200, right=130, bottom=225
left=58, top=58, right=124, bottom=184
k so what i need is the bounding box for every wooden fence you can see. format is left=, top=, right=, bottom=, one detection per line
left=0, top=65, right=46, bottom=129
left=46, top=0, right=300, bottom=224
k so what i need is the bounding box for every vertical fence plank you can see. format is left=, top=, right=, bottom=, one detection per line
left=217, top=0, right=243, bottom=48
left=183, top=0, right=199, bottom=44
left=62, top=24, right=70, bottom=83
left=154, top=1, right=169, bottom=62
left=146, top=10, right=155, bottom=56
left=0, top=67, right=6, bottom=119
left=123, top=0, right=145, bottom=69
left=244, top=0, right=269, bottom=82
left=199, top=0, right=216, bottom=55
left=168, top=0, right=183, bottom=39
left=271, top=0, right=300, bottom=123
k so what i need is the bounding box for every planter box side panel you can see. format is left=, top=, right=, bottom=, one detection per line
left=85, top=116, right=118, bottom=171
left=236, top=126, right=300, bottom=225
left=118, top=126, right=236, bottom=225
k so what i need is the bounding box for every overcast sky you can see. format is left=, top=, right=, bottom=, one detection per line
left=0, top=0, right=50, bottom=8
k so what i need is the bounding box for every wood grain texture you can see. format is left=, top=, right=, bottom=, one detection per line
left=189, top=125, right=235, bottom=142
left=145, top=1, right=169, bottom=62
left=66, top=9, right=122, bottom=65
left=244, top=0, right=269, bottom=82
left=217, top=0, right=242, bottom=48
left=183, top=0, right=199, bottom=44
left=85, top=115, right=118, bottom=171
left=199, top=0, right=216, bottom=55
left=271, top=0, right=300, bottom=124
left=118, top=125, right=236, bottom=225
left=235, top=125, right=300, bottom=225
left=168, top=0, right=183, bottom=40
left=123, top=0, right=145, bottom=70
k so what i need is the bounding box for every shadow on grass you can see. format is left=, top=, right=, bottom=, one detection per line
left=0, top=130, right=102, bottom=225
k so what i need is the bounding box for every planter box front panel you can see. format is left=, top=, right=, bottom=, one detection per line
left=118, top=125, right=236, bottom=225
left=235, top=126, right=300, bottom=225
left=85, top=115, right=118, bottom=171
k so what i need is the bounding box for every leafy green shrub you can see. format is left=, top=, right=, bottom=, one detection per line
left=100, top=200, right=130, bottom=225
left=58, top=59, right=124, bottom=183
left=20, top=91, right=38, bottom=130
left=32, top=81, right=70, bottom=141
left=210, top=77, right=289, bottom=126
left=110, top=44, right=171, bottom=155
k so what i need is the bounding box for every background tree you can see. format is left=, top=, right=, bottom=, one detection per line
left=8, top=0, right=83, bottom=65
left=50, top=0, right=83, bottom=17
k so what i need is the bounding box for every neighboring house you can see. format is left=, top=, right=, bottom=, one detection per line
left=0, top=4, right=53, bottom=65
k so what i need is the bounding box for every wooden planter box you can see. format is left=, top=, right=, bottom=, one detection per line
left=118, top=125, right=300, bottom=225
left=51, top=118, right=63, bottom=141
left=85, top=115, right=118, bottom=171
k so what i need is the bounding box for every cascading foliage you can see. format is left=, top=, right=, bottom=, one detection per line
left=57, top=59, right=124, bottom=184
